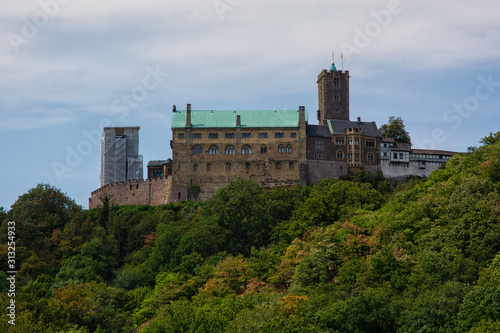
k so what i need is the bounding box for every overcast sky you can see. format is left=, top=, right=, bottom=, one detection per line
left=1, top=0, right=499, bottom=209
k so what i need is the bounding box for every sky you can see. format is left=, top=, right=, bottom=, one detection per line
left=1, top=0, right=500, bottom=210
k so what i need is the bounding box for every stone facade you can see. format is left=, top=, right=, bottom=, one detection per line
left=89, top=177, right=171, bottom=209
left=147, top=159, right=172, bottom=179
left=169, top=105, right=308, bottom=201
left=317, top=69, right=350, bottom=124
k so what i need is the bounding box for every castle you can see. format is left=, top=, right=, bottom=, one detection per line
left=89, top=56, right=458, bottom=208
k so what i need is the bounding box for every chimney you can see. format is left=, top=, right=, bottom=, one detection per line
left=186, top=104, right=191, bottom=127
left=299, top=106, right=306, bottom=127
left=236, top=115, right=241, bottom=126
left=357, top=116, right=361, bottom=124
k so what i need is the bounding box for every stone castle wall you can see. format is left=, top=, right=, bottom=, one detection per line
left=89, top=177, right=171, bottom=209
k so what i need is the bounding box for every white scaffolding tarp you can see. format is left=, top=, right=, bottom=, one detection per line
left=99, top=127, right=143, bottom=188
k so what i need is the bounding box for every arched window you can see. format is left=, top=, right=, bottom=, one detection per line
left=289, top=162, right=294, bottom=169
left=245, top=162, right=250, bottom=170
left=226, top=162, right=231, bottom=170
left=278, top=144, right=285, bottom=153
left=241, top=145, right=252, bottom=155
left=286, top=144, right=292, bottom=153
left=334, top=78, right=340, bottom=87
left=336, top=151, right=344, bottom=159
left=193, top=164, right=198, bottom=171
left=225, top=145, right=235, bottom=155
left=209, top=146, right=219, bottom=155
left=367, top=153, right=374, bottom=162
left=276, top=162, right=281, bottom=169
left=206, top=163, right=211, bottom=171
left=260, top=145, right=267, bottom=154
left=334, top=94, right=339, bottom=101
left=209, top=133, right=218, bottom=139
left=192, top=145, right=203, bottom=154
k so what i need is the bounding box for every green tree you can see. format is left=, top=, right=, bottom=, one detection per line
left=479, top=131, right=500, bottom=146
left=203, top=179, right=268, bottom=256
left=379, top=116, right=412, bottom=146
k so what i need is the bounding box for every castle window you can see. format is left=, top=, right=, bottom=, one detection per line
left=286, top=144, right=292, bottom=153
left=334, top=94, right=340, bottom=101
left=193, top=164, right=198, bottom=171
left=226, top=162, right=231, bottom=170
left=130, top=185, right=132, bottom=190
left=178, top=192, right=181, bottom=200
left=192, top=133, right=202, bottom=139
left=399, top=152, right=404, bottom=160
left=245, top=162, right=250, bottom=170
left=192, top=145, right=203, bottom=154
left=136, top=184, right=139, bottom=189
left=354, top=139, right=359, bottom=145
left=278, top=144, right=285, bottom=153
left=336, top=138, right=344, bottom=145
left=366, top=140, right=375, bottom=147
left=160, top=171, right=163, bottom=176
left=225, top=133, right=235, bottom=139
left=315, top=140, right=324, bottom=151
left=178, top=133, right=185, bottom=139
left=367, top=153, right=374, bottom=162
left=393, top=152, right=398, bottom=160
left=242, top=133, right=251, bottom=138
left=290, top=132, right=297, bottom=138
left=258, top=132, right=268, bottom=138
left=260, top=145, right=267, bottom=154
left=289, top=162, right=294, bottom=169
left=209, top=133, right=218, bottom=139
left=348, top=139, right=353, bottom=145
left=335, top=109, right=339, bottom=115
left=225, top=145, right=235, bottom=155
left=276, top=162, right=281, bottom=169
left=206, top=163, right=211, bottom=171
left=209, top=146, right=219, bottom=155
left=337, top=151, right=344, bottom=159
left=241, top=145, right=252, bottom=155
left=349, top=153, right=353, bottom=160
left=334, top=78, right=340, bottom=87
left=275, top=132, right=284, bottom=138
left=355, top=153, right=359, bottom=160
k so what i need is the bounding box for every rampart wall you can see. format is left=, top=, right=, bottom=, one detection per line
left=89, top=177, right=171, bottom=209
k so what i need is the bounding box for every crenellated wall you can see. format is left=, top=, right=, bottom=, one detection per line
left=89, top=176, right=171, bottom=209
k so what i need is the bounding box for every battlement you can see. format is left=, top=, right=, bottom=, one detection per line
left=89, top=176, right=171, bottom=209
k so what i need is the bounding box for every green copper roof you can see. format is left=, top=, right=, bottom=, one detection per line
left=330, top=62, right=338, bottom=72
left=172, top=109, right=307, bottom=128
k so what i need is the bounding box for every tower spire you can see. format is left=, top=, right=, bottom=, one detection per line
left=330, top=50, right=338, bottom=72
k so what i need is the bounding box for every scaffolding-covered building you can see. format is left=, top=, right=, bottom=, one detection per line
left=99, top=127, right=143, bottom=188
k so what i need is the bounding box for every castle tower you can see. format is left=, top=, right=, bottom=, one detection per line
left=99, top=127, right=143, bottom=187
left=317, top=52, right=350, bottom=124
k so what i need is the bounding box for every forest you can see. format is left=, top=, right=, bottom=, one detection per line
left=1, top=132, right=500, bottom=332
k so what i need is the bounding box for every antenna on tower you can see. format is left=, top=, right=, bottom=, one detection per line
left=341, top=52, right=344, bottom=72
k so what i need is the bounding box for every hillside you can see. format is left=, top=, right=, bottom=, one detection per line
left=1, top=134, right=499, bottom=332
